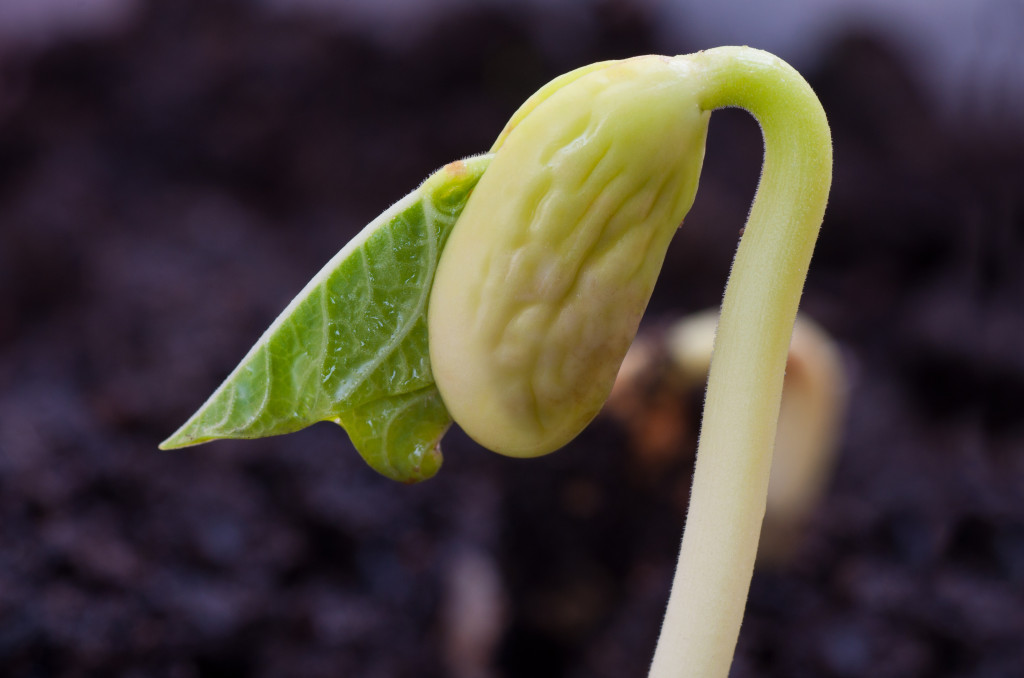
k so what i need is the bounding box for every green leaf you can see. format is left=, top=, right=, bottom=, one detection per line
left=160, top=154, right=493, bottom=482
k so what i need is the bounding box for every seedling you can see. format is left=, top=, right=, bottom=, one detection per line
left=163, top=47, right=832, bottom=677
left=607, top=310, right=847, bottom=565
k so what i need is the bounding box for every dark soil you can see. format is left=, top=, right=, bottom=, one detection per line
left=1, top=2, right=1023, bottom=677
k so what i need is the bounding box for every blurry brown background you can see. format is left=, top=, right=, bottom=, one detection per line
left=1, top=1, right=1023, bottom=676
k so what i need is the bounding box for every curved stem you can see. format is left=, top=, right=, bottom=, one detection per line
left=648, top=47, right=832, bottom=678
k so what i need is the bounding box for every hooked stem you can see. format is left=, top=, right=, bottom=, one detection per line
left=648, top=47, right=832, bottom=678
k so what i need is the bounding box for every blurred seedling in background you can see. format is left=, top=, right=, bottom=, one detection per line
left=163, top=47, right=832, bottom=677
left=607, top=310, right=847, bottom=566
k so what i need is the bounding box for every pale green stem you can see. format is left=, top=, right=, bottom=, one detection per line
left=648, top=47, right=832, bottom=678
